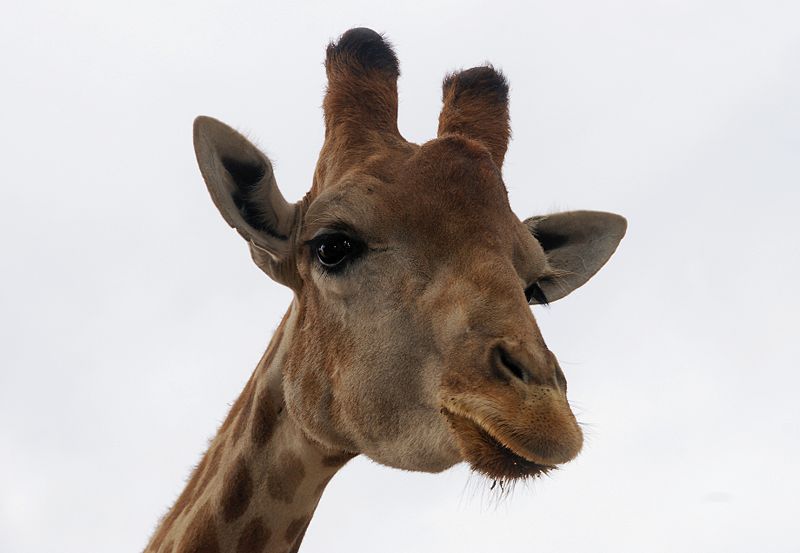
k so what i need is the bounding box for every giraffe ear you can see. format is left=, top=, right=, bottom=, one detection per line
left=193, top=116, right=299, bottom=282
left=524, top=211, right=627, bottom=303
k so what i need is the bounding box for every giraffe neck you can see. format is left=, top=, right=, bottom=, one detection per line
left=146, top=303, right=353, bottom=553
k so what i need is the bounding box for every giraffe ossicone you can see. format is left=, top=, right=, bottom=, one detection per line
left=146, top=27, right=626, bottom=553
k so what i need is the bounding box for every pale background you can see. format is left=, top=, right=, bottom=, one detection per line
left=2, top=1, right=799, bottom=552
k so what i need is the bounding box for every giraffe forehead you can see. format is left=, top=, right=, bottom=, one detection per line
left=304, top=140, right=516, bottom=245
left=400, top=135, right=510, bottom=217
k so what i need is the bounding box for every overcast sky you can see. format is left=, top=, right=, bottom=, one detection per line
left=1, top=1, right=799, bottom=552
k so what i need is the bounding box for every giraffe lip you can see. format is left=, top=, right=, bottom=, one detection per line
left=441, top=407, right=555, bottom=480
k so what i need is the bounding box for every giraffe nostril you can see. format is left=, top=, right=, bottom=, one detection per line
left=495, top=347, right=532, bottom=385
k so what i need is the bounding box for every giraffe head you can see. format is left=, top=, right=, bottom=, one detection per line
left=193, top=28, right=626, bottom=481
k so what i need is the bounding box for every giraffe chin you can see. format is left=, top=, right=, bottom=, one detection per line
left=443, top=409, right=555, bottom=481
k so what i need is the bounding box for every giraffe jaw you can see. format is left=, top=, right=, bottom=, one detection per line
left=441, top=408, right=556, bottom=481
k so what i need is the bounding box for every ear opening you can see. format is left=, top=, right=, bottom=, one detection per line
left=222, top=156, right=289, bottom=241
left=525, top=210, right=627, bottom=303
left=193, top=116, right=296, bottom=259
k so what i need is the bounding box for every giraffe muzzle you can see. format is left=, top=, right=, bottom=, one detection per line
left=439, top=341, right=583, bottom=480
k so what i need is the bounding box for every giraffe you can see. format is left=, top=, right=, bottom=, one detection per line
left=145, top=27, right=626, bottom=553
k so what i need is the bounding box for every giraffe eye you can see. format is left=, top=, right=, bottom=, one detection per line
left=312, top=233, right=363, bottom=271
left=525, top=281, right=549, bottom=306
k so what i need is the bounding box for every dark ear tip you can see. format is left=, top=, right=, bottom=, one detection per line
left=327, top=27, right=399, bottom=77
left=442, top=65, right=509, bottom=103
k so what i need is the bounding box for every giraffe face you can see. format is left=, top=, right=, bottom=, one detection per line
left=280, top=136, right=606, bottom=480
left=192, top=28, right=626, bottom=481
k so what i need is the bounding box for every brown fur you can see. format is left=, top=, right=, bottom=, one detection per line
left=266, top=451, right=306, bottom=503
left=220, top=457, right=253, bottom=522
left=177, top=504, right=220, bottom=553
left=316, top=28, right=406, bottom=191
left=149, top=441, right=221, bottom=552
left=149, top=27, right=626, bottom=553
left=222, top=374, right=254, bottom=436
left=439, top=66, right=511, bottom=166
left=250, top=388, right=279, bottom=448
left=235, top=518, right=269, bottom=553
left=321, top=452, right=355, bottom=467
left=284, top=516, right=310, bottom=544
left=232, top=380, right=256, bottom=444
left=286, top=520, right=311, bottom=553
left=194, top=444, right=224, bottom=503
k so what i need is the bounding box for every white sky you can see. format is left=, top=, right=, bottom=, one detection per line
left=1, top=1, right=799, bottom=552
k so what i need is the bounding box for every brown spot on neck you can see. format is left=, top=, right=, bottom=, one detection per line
left=194, top=444, right=224, bottom=503
left=251, top=388, right=280, bottom=448
left=176, top=503, right=219, bottom=553
left=236, top=517, right=270, bottom=553
left=220, top=456, right=254, bottom=523
left=147, top=307, right=339, bottom=553
left=285, top=516, right=311, bottom=551
left=267, top=451, right=306, bottom=503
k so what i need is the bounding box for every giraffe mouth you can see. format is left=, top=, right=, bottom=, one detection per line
left=442, top=408, right=554, bottom=480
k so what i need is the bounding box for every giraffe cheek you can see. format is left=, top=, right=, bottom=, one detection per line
left=282, top=356, right=358, bottom=453
left=350, top=368, right=462, bottom=472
